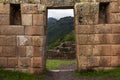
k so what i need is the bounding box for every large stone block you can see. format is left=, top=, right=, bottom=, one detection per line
left=17, top=46, right=26, bottom=57
left=22, top=14, right=32, bottom=25
left=94, top=24, right=112, bottom=34
left=93, top=45, right=111, bottom=56
left=0, top=15, right=9, bottom=25
left=100, top=56, right=111, bottom=67
left=18, top=58, right=31, bottom=68
left=33, top=47, right=42, bottom=57
left=78, top=45, right=93, bottom=56
left=111, top=45, right=120, bottom=56
left=0, top=4, right=9, bottom=14
left=31, top=57, right=42, bottom=68
left=111, top=56, right=119, bottom=67
left=0, top=36, right=16, bottom=46
left=88, top=56, right=100, bottom=67
left=0, top=26, right=24, bottom=35
left=21, top=4, right=39, bottom=14
left=76, top=25, right=94, bottom=34
left=25, top=26, right=44, bottom=36
left=112, top=24, right=120, bottom=33
left=94, top=34, right=112, bottom=44
left=7, top=58, right=18, bottom=68
left=78, top=35, right=94, bottom=44
left=33, top=14, right=44, bottom=26
left=26, top=46, right=33, bottom=57
left=17, top=36, right=32, bottom=46
left=109, top=1, right=120, bottom=13
left=109, top=13, right=120, bottom=23
left=75, top=3, right=99, bottom=25
left=0, top=58, right=7, bottom=67
left=2, top=46, right=17, bottom=57
left=111, top=34, right=120, bottom=44
left=32, top=36, right=45, bottom=47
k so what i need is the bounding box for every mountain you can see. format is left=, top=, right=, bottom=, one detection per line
left=47, top=16, right=74, bottom=47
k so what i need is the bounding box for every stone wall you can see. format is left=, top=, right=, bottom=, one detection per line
left=75, top=1, right=120, bottom=70
left=0, top=0, right=119, bottom=74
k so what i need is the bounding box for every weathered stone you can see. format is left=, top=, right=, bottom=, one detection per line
left=111, top=45, right=120, bottom=56
left=2, top=46, right=17, bottom=57
left=19, top=58, right=31, bottom=68
left=26, top=46, right=33, bottom=57
left=33, top=14, right=44, bottom=26
left=0, top=58, right=7, bottom=67
left=0, top=26, right=24, bottom=35
left=7, top=58, right=18, bottom=68
left=33, top=47, right=42, bottom=57
left=17, top=46, right=26, bottom=57
left=0, top=4, right=9, bottom=14
left=17, top=36, right=32, bottom=46
left=112, top=24, right=120, bottom=33
left=111, top=34, right=120, bottom=44
left=100, top=56, right=111, bottom=67
left=93, top=45, right=111, bottom=56
left=0, top=36, right=16, bottom=46
left=22, top=14, right=32, bottom=25
left=0, top=15, right=9, bottom=25
left=31, top=57, right=42, bottom=68
left=25, top=26, right=44, bottom=36
left=88, top=56, right=100, bottom=67
left=111, top=56, right=119, bottom=67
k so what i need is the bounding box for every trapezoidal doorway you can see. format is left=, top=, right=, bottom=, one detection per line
left=45, top=8, right=77, bottom=71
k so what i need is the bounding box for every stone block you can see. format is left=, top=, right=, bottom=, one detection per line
left=0, top=4, right=9, bottom=14
left=0, top=58, right=7, bottom=67
left=33, top=47, right=42, bottom=57
left=17, top=46, right=26, bottom=57
left=93, top=45, right=111, bottom=56
left=25, top=26, right=44, bottom=36
left=109, top=13, right=120, bottom=23
left=75, top=3, right=99, bottom=25
left=112, top=45, right=120, bottom=55
left=109, top=2, right=120, bottom=13
left=33, top=14, right=44, bottom=26
left=0, top=14, right=9, bottom=25
left=0, top=25, right=24, bottom=35
left=7, top=58, right=18, bottom=68
left=31, top=57, right=42, bottom=68
left=76, top=25, right=94, bottom=34
left=94, top=34, right=112, bottom=44
left=77, top=56, right=88, bottom=70
left=21, top=4, right=39, bottom=14
left=112, top=24, right=120, bottom=33
left=17, top=36, right=32, bottom=46
left=88, top=56, right=100, bottom=67
left=78, top=45, right=93, bottom=56
left=31, top=68, right=44, bottom=74
left=32, top=36, right=45, bottom=47
left=94, top=24, right=112, bottom=34
left=0, top=36, right=16, bottom=46
left=111, top=34, right=120, bottom=44
left=111, top=56, right=119, bottom=67
left=2, top=46, right=17, bottom=57
left=26, top=46, right=33, bottom=57
left=78, top=35, right=94, bottom=44
left=22, top=14, right=32, bottom=25
left=18, top=58, right=31, bottom=68
left=100, top=56, right=111, bottom=67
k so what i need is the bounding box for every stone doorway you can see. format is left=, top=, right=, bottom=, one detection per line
left=45, top=8, right=77, bottom=71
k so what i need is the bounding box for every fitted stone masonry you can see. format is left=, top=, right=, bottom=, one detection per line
left=0, top=0, right=119, bottom=74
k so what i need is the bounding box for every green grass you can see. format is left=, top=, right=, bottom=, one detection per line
left=46, top=59, right=76, bottom=70
left=76, top=68, right=120, bottom=80
left=0, top=69, right=46, bottom=80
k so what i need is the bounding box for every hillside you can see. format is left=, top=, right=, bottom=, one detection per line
left=47, top=16, right=74, bottom=47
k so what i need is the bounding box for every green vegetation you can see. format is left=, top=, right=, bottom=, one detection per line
left=0, top=69, right=46, bottom=80
left=48, top=30, right=75, bottom=49
left=76, top=68, right=120, bottom=80
left=47, top=16, right=74, bottom=47
left=46, top=59, right=76, bottom=70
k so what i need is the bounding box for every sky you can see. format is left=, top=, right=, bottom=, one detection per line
left=48, top=9, right=74, bottom=19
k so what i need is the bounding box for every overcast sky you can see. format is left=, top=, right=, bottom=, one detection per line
left=48, top=9, right=74, bottom=19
